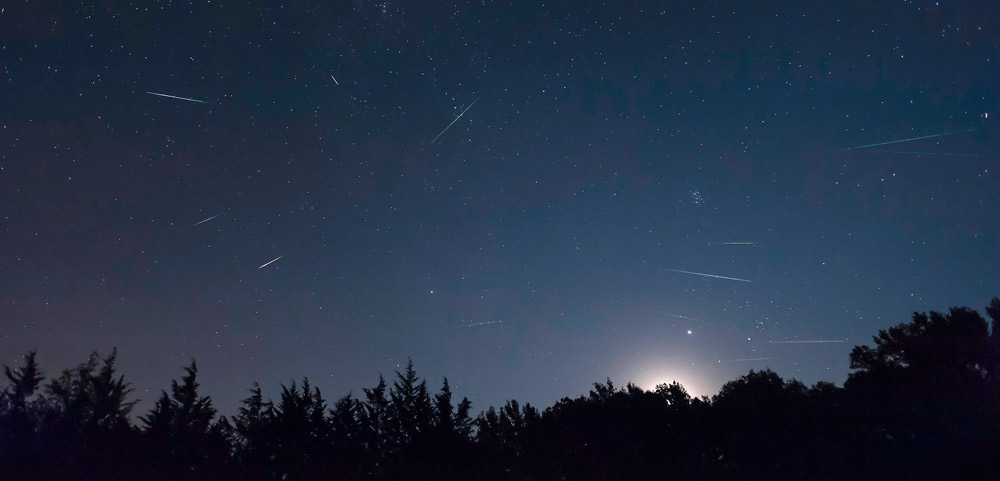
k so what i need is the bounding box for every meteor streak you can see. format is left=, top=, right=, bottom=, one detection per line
left=258, top=256, right=283, bottom=269
left=466, top=319, right=506, bottom=327
left=664, top=268, right=751, bottom=283
left=430, top=99, right=478, bottom=144
left=192, top=215, right=218, bottom=226
left=713, top=242, right=756, bottom=245
left=768, top=339, right=846, bottom=344
left=719, top=357, right=776, bottom=362
left=146, top=91, right=214, bottom=104
left=661, top=312, right=710, bottom=324
left=833, top=128, right=975, bottom=152
left=331, top=75, right=339, bottom=86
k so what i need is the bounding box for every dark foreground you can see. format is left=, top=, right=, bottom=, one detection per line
left=3, top=299, right=1000, bottom=480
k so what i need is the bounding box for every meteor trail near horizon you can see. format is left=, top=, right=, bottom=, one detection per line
left=719, top=357, right=776, bottom=362
left=146, top=91, right=214, bottom=104
left=430, top=99, right=478, bottom=144
left=258, top=256, right=283, bottom=269
left=661, top=312, right=710, bottom=324
left=768, top=339, right=846, bottom=344
left=192, top=215, right=218, bottom=226
left=833, top=128, right=976, bottom=152
left=664, top=268, right=751, bottom=283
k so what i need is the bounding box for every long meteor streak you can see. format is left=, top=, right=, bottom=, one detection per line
left=466, top=319, right=506, bottom=327
left=192, top=215, right=218, bottom=226
left=661, top=312, right=710, bottom=324
left=146, top=91, right=213, bottom=104
left=714, top=242, right=756, bottom=245
left=431, top=99, right=478, bottom=144
left=768, top=339, right=846, bottom=344
left=720, top=357, right=776, bottom=362
left=834, top=128, right=975, bottom=152
left=664, top=268, right=751, bottom=283
left=258, top=256, right=283, bottom=269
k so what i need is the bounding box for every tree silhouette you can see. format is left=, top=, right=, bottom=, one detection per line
left=142, top=359, right=227, bottom=478
left=849, top=307, right=992, bottom=378
left=434, top=377, right=455, bottom=433
left=454, top=395, right=473, bottom=438
left=231, top=382, right=274, bottom=479
left=1, top=298, right=999, bottom=480
left=654, top=380, right=691, bottom=408
left=328, top=392, right=364, bottom=477
left=844, top=300, right=1000, bottom=480
left=0, top=351, right=48, bottom=481
left=389, top=358, right=434, bottom=446
left=47, top=349, right=136, bottom=432
left=266, top=378, right=331, bottom=479
left=330, top=392, right=360, bottom=442
left=3, top=350, right=44, bottom=412
left=30, top=349, right=139, bottom=479
left=359, top=374, right=390, bottom=458
left=710, top=369, right=810, bottom=480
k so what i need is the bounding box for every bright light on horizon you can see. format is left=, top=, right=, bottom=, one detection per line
left=629, top=363, right=718, bottom=400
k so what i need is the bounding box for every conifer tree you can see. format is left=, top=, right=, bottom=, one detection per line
left=361, top=374, right=389, bottom=454
left=47, top=349, right=135, bottom=430
left=232, top=383, right=273, bottom=478
left=142, top=359, right=221, bottom=475
left=330, top=393, right=360, bottom=442
left=3, top=351, right=44, bottom=412
left=454, top=396, right=473, bottom=438
left=389, top=359, right=433, bottom=444
left=434, top=377, right=455, bottom=433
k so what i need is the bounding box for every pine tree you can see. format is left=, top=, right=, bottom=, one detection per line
left=144, top=391, right=175, bottom=432
left=454, top=396, right=473, bottom=438
left=3, top=351, right=44, bottom=412
left=142, top=359, right=220, bottom=475
left=434, top=377, right=455, bottom=433
left=330, top=393, right=360, bottom=442
left=47, top=349, right=135, bottom=430
left=361, top=374, right=390, bottom=454
left=259, top=378, right=331, bottom=478
left=232, top=383, right=273, bottom=478
left=389, top=358, right=433, bottom=444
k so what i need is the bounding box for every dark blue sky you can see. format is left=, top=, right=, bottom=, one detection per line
left=1, top=0, right=997, bottom=415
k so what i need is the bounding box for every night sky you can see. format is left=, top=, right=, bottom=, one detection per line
left=2, top=0, right=997, bottom=415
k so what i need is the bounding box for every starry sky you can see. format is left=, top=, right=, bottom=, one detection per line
left=1, top=0, right=997, bottom=415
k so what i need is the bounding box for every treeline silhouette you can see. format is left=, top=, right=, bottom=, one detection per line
left=3, top=299, right=1000, bottom=481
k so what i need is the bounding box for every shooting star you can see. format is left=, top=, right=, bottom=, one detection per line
left=712, top=241, right=756, bottom=246
left=719, top=357, right=776, bottom=363
left=192, top=215, right=218, bottom=226
left=331, top=75, right=339, bottom=86
left=258, top=256, right=283, bottom=269
left=430, top=99, right=478, bottom=144
left=768, top=339, right=846, bottom=344
left=466, top=319, right=506, bottom=327
left=664, top=268, right=751, bottom=283
left=146, top=91, right=214, bottom=105
left=871, top=150, right=980, bottom=157
left=833, top=128, right=976, bottom=152
left=661, top=312, right=710, bottom=324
